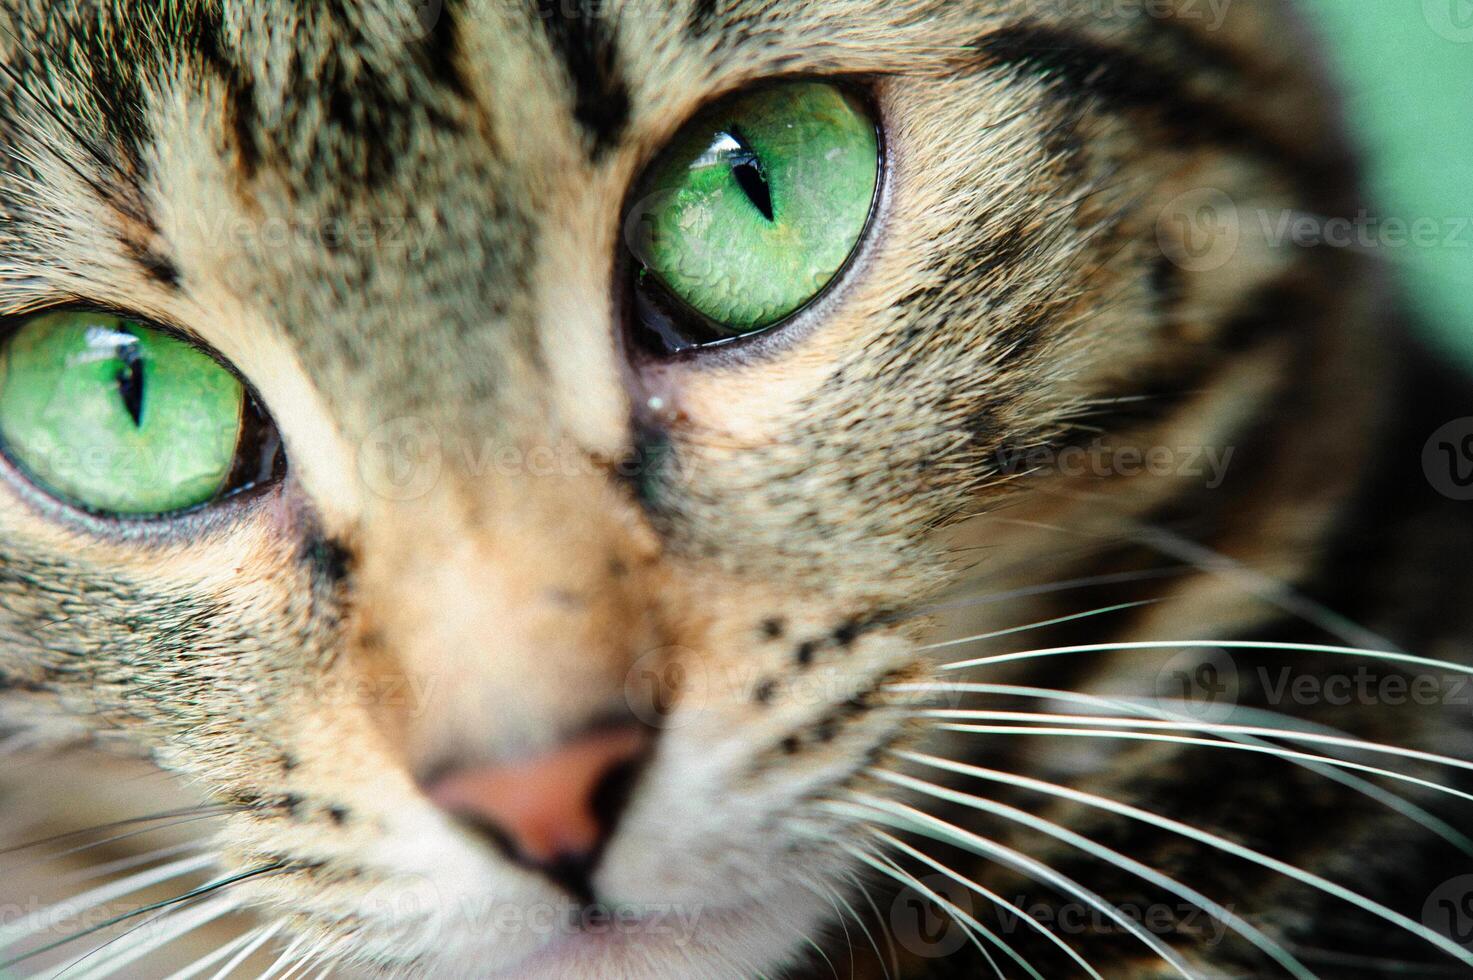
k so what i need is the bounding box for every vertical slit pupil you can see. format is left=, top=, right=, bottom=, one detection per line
left=114, top=335, right=145, bottom=428
left=724, top=128, right=774, bottom=222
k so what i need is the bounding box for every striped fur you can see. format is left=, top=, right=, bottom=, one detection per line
left=0, top=1, right=1469, bottom=977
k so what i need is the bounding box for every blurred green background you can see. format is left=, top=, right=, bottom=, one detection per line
left=1305, top=0, right=1473, bottom=363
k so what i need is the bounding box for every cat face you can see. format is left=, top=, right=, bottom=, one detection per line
left=0, top=0, right=1345, bottom=975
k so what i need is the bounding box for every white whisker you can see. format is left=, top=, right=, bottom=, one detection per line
left=0, top=853, right=217, bottom=953
left=829, top=882, right=885, bottom=978
left=790, top=906, right=842, bottom=980
left=893, top=752, right=1473, bottom=970
left=803, top=879, right=859, bottom=980
left=895, top=681, right=1473, bottom=854
left=1130, top=524, right=1400, bottom=651
left=921, top=709, right=1473, bottom=775
left=61, top=894, right=240, bottom=980
left=254, top=933, right=307, bottom=980
left=937, top=638, right=1473, bottom=677
left=1000, top=488, right=1397, bottom=650
left=834, top=866, right=899, bottom=980
left=920, top=601, right=1156, bottom=651
left=868, top=770, right=1314, bottom=980
left=865, top=828, right=1104, bottom=980
left=159, top=924, right=270, bottom=980
left=935, top=720, right=1473, bottom=809
left=5, top=814, right=227, bottom=880
left=846, top=844, right=1012, bottom=980
left=926, top=568, right=1189, bottom=615
left=205, top=921, right=284, bottom=980
left=825, top=796, right=1195, bottom=977
left=61, top=844, right=209, bottom=888
left=275, top=941, right=330, bottom=980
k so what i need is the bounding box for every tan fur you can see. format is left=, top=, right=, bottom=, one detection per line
left=0, top=1, right=1456, bottom=977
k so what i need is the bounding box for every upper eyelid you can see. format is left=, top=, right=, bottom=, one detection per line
left=0, top=303, right=258, bottom=392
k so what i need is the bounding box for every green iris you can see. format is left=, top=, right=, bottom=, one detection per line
left=0, top=312, right=246, bottom=515
left=632, top=81, right=879, bottom=336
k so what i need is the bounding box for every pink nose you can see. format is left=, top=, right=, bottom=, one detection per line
left=426, top=726, right=651, bottom=885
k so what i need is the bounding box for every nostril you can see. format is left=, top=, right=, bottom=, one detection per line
left=423, top=725, right=652, bottom=899
left=590, top=753, right=643, bottom=836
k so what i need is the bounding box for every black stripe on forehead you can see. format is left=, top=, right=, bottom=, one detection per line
left=534, top=1, right=630, bottom=160
left=267, top=1, right=471, bottom=194
left=684, top=0, right=775, bottom=42
left=19, top=0, right=477, bottom=203
left=0, top=5, right=236, bottom=284
left=0, top=5, right=226, bottom=208
left=973, top=21, right=1351, bottom=203
left=687, top=0, right=723, bottom=36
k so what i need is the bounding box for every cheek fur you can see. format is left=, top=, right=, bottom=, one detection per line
left=0, top=2, right=1461, bottom=979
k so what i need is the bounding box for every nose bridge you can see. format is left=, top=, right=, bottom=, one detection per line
left=354, top=460, right=665, bottom=763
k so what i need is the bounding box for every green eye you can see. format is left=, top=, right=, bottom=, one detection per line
left=628, top=81, right=880, bottom=350
left=0, top=311, right=280, bottom=516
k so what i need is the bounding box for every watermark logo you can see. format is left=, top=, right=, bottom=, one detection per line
left=1157, top=188, right=1241, bottom=273
left=285, top=673, right=439, bottom=714
left=1424, top=418, right=1473, bottom=501
left=1258, top=666, right=1469, bottom=711
left=992, top=440, right=1235, bottom=490
left=1425, top=875, right=1473, bottom=951
left=362, top=873, right=444, bottom=922
left=993, top=897, right=1232, bottom=944
left=357, top=874, right=705, bottom=945
left=622, top=188, right=722, bottom=272
left=1154, top=647, right=1239, bottom=723
left=409, top=0, right=444, bottom=37
left=1425, top=0, right=1473, bottom=42
left=365, top=1, right=443, bottom=43
left=358, top=416, right=443, bottom=501
left=165, top=208, right=429, bottom=257
left=624, top=646, right=707, bottom=730
left=1157, top=191, right=1473, bottom=272
left=891, top=875, right=975, bottom=958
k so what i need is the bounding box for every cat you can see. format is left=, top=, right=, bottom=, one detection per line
left=1, top=0, right=1471, bottom=977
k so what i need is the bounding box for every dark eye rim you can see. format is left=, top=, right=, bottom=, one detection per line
left=620, top=77, right=888, bottom=361
left=0, top=303, right=287, bottom=529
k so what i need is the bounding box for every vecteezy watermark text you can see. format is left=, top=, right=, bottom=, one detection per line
left=992, top=440, right=1235, bottom=489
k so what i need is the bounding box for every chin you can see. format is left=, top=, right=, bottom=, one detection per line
left=373, top=894, right=825, bottom=980
left=305, top=823, right=841, bottom=980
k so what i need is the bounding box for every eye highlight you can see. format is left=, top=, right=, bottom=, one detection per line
left=0, top=310, right=282, bottom=518
left=627, top=81, right=881, bottom=353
